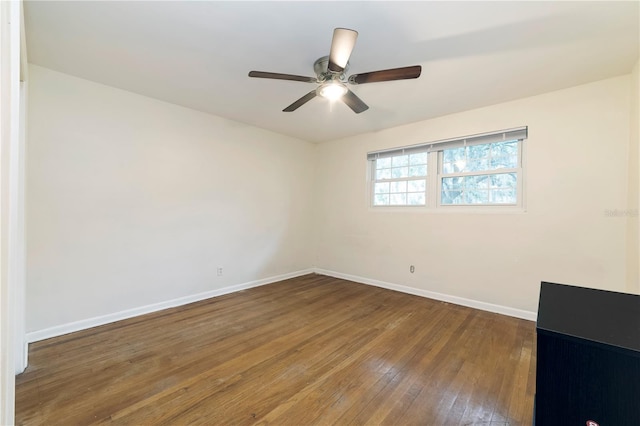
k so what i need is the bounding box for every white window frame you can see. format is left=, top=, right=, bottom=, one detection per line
left=368, top=127, right=527, bottom=211
left=370, top=152, right=428, bottom=207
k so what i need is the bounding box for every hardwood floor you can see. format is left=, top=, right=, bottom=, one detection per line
left=16, top=274, right=536, bottom=425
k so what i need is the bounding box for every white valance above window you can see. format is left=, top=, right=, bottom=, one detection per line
left=366, top=127, right=528, bottom=160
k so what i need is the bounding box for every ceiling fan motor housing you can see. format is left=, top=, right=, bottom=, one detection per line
left=314, top=56, right=349, bottom=82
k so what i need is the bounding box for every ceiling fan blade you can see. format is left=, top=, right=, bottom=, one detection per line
left=348, top=65, right=422, bottom=85
left=283, top=90, right=317, bottom=112
left=328, top=28, right=358, bottom=73
left=342, top=90, right=369, bottom=114
left=249, top=71, right=316, bottom=83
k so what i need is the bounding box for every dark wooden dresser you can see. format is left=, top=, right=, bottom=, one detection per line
left=535, top=281, right=640, bottom=426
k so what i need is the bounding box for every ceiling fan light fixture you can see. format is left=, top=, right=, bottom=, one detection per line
left=318, top=82, right=348, bottom=100
left=248, top=28, right=421, bottom=113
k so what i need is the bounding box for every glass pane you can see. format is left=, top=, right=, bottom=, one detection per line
left=443, top=158, right=473, bottom=173
left=441, top=188, right=463, bottom=204
left=391, top=155, right=409, bottom=167
left=466, top=159, right=489, bottom=172
left=442, top=177, right=463, bottom=190
left=443, top=147, right=464, bottom=163
left=490, top=188, right=516, bottom=204
left=374, top=182, right=389, bottom=194
left=490, top=155, right=518, bottom=170
left=391, top=167, right=409, bottom=178
left=464, top=190, right=489, bottom=204
left=376, top=157, right=391, bottom=169
left=408, top=179, right=426, bottom=192
left=374, top=194, right=389, bottom=205
left=390, top=193, right=407, bottom=205
left=468, top=144, right=489, bottom=159
left=390, top=181, right=407, bottom=193
left=464, top=175, right=489, bottom=189
left=490, top=173, right=517, bottom=189
left=408, top=165, right=427, bottom=177
left=409, top=152, right=428, bottom=165
left=376, top=168, right=391, bottom=180
left=407, top=193, right=426, bottom=205
left=491, top=141, right=518, bottom=157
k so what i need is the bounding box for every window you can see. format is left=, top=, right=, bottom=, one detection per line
left=440, top=140, right=520, bottom=205
left=368, top=127, right=526, bottom=209
left=373, top=152, right=427, bottom=206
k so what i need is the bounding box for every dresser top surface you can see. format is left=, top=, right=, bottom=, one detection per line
left=537, top=282, right=640, bottom=353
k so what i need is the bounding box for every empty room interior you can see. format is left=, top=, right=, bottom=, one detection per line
left=1, top=1, right=639, bottom=425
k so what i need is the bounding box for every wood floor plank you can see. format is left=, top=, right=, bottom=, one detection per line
left=16, top=274, right=536, bottom=425
left=265, top=308, right=434, bottom=425
left=329, top=301, right=451, bottom=424
left=345, top=303, right=470, bottom=425
left=110, top=285, right=396, bottom=424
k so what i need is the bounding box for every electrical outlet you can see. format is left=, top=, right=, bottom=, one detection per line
left=217, top=267, right=223, bottom=276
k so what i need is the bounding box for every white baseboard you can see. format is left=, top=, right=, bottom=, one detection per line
left=313, top=268, right=537, bottom=322
left=26, top=269, right=315, bottom=343
left=26, top=267, right=536, bottom=343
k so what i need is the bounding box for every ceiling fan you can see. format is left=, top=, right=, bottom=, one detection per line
left=248, top=28, right=422, bottom=114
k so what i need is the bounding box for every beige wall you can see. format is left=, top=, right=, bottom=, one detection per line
left=26, top=64, right=637, bottom=335
left=314, top=76, right=632, bottom=313
left=627, top=59, right=639, bottom=294
left=26, top=65, right=316, bottom=332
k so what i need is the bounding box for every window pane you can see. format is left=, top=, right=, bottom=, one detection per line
left=407, top=193, right=426, bottom=205
left=491, top=141, right=518, bottom=157
left=442, top=162, right=455, bottom=174
left=442, top=173, right=519, bottom=205
left=490, top=173, right=517, bottom=188
left=391, top=155, right=409, bottom=167
left=442, top=177, right=463, bottom=190
left=490, top=155, right=517, bottom=170
left=376, top=157, right=391, bottom=169
left=446, top=161, right=469, bottom=173
left=442, top=154, right=479, bottom=173
left=441, top=189, right=463, bottom=204
left=468, top=144, right=489, bottom=159
left=409, top=165, right=427, bottom=177
left=442, top=142, right=520, bottom=174
left=376, top=168, right=391, bottom=180
left=390, top=181, right=407, bottom=193
left=466, top=159, right=488, bottom=172
left=463, top=175, right=489, bottom=189
left=464, top=190, right=489, bottom=204
left=408, top=179, right=426, bottom=192
left=374, top=194, right=389, bottom=205
left=490, top=188, right=516, bottom=204
left=441, top=176, right=463, bottom=204
left=390, top=193, right=407, bottom=205
left=374, top=182, right=389, bottom=194
left=443, top=147, right=464, bottom=163
left=409, top=152, right=428, bottom=165
left=391, top=167, right=409, bottom=178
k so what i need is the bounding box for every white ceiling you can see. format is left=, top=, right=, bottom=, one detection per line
left=24, top=1, right=639, bottom=143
